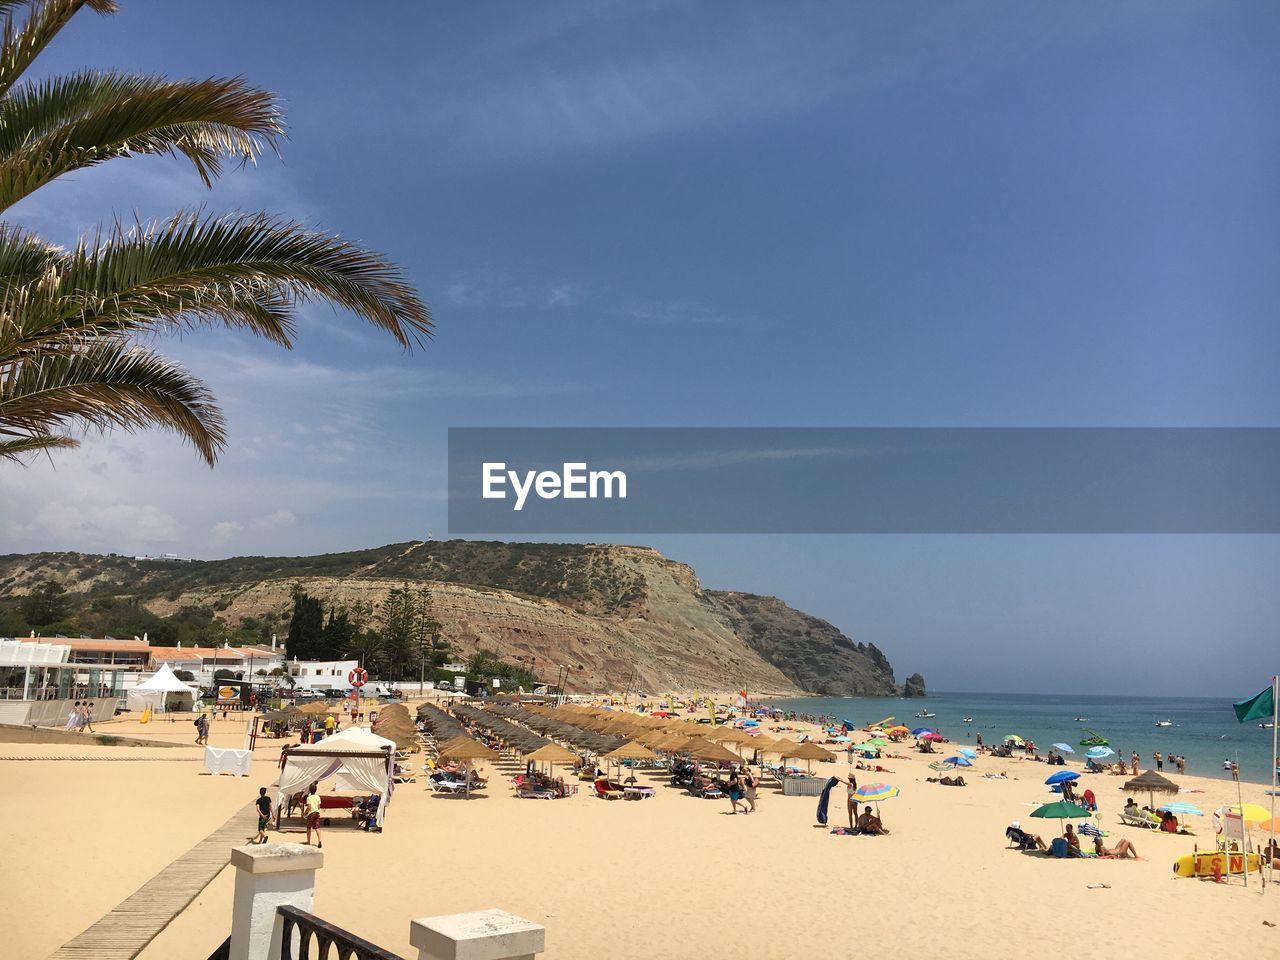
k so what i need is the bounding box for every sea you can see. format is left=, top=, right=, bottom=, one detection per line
left=766, top=691, right=1279, bottom=785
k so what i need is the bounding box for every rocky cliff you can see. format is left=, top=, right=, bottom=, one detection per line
left=708, top=591, right=899, bottom=696
left=0, top=540, right=915, bottom=696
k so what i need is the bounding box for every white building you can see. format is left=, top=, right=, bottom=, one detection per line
left=288, top=658, right=360, bottom=692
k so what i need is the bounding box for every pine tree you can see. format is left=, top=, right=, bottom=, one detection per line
left=284, top=587, right=324, bottom=661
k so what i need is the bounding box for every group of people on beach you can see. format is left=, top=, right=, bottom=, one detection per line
left=63, top=700, right=95, bottom=733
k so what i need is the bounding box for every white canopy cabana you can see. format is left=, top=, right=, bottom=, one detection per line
left=276, top=726, right=396, bottom=828
left=126, top=663, right=200, bottom=713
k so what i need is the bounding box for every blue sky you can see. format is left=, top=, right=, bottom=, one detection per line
left=2, top=1, right=1278, bottom=696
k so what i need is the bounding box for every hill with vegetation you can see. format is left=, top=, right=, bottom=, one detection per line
left=0, top=541, right=918, bottom=696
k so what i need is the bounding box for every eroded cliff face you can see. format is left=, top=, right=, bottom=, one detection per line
left=0, top=541, right=912, bottom=695
left=707, top=591, right=899, bottom=696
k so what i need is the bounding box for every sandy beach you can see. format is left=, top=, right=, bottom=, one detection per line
left=2, top=703, right=1277, bottom=960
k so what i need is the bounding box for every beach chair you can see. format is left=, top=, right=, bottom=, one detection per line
left=594, top=780, right=623, bottom=800
left=1119, top=813, right=1160, bottom=830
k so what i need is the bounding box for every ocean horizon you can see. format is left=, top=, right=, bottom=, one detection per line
left=767, top=690, right=1278, bottom=786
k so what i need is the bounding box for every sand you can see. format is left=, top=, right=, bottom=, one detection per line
left=3, top=707, right=1277, bottom=960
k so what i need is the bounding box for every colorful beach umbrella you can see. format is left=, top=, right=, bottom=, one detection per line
left=911, top=727, right=933, bottom=737
left=1045, top=770, right=1080, bottom=785
left=943, top=756, right=972, bottom=767
left=1225, top=803, right=1270, bottom=823
left=1085, top=746, right=1115, bottom=759
left=958, top=748, right=978, bottom=759
left=852, top=783, right=900, bottom=803
left=1004, top=734, right=1024, bottom=744
left=1051, top=743, right=1075, bottom=754
left=920, top=732, right=945, bottom=742
left=1158, top=802, right=1203, bottom=817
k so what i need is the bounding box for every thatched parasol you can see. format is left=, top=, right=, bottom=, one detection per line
left=710, top=727, right=752, bottom=744
left=297, top=700, right=338, bottom=715
left=438, top=736, right=498, bottom=761
left=603, top=741, right=659, bottom=763
left=684, top=737, right=740, bottom=764
left=766, top=738, right=801, bottom=759
left=787, top=740, right=836, bottom=771
left=655, top=733, right=693, bottom=753
left=524, top=742, right=579, bottom=766
left=1123, top=769, right=1179, bottom=809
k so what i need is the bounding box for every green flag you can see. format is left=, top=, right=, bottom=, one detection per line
left=1233, top=684, right=1275, bottom=724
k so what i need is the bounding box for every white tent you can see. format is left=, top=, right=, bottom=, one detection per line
left=126, top=663, right=200, bottom=713
left=276, top=726, right=396, bottom=828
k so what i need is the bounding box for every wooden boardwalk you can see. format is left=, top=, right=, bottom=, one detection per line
left=49, top=803, right=256, bottom=960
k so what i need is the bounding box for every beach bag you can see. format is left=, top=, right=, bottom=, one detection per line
left=1049, top=837, right=1069, bottom=858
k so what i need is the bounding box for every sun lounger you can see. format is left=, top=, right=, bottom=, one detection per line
left=431, top=779, right=468, bottom=794
left=1119, top=813, right=1161, bottom=829
left=594, top=780, right=624, bottom=800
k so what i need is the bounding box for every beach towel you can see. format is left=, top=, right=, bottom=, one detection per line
left=815, top=776, right=839, bottom=825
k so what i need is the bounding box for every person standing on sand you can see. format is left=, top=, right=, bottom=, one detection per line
left=252, top=787, right=273, bottom=844
left=305, top=782, right=323, bottom=848
left=66, top=701, right=80, bottom=732
left=1131, top=752, right=1139, bottom=776
left=80, top=701, right=94, bottom=733
left=1154, top=751, right=1163, bottom=771
left=742, top=766, right=757, bottom=813
left=726, top=768, right=743, bottom=814
left=324, top=713, right=336, bottom=738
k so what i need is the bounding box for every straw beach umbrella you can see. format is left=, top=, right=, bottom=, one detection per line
left=1123, top=770, right=1179, bottom=810
left=438, top=737, right=498, bottom=799
left=603, top=741, right=659, bottom=763
left=788, top=741, right=836, bottom=772
left=524, top=742, right=578, bottom=774
left=685, top=737, right=739, bottom=765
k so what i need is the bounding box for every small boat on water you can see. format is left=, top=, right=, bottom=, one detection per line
left=915, top=710, right=935, bottom=718
left=1074, top=717, right=1089, bottom=722
left=962, top=717, right=974, bottom=723
left=1155, top=720, right=1173, bottom=727
left=1079, top=726, right=1109, bottom=747
left=1261, top=722, right=1276, bottom=729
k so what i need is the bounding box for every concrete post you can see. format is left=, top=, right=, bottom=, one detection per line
left=229, top=843, right=324, bottom=960
left=409, top=910, right=545, bottom=960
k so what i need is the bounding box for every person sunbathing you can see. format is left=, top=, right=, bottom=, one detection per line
left=926, top=775, right=967, bottom=786
left=1006, top=824, right=1048, bottom=851
left=1093, top=836, right=1140, bottom=859
left=856, top=806, right=889, bottom=835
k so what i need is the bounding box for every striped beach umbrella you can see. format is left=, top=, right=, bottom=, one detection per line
left=852, top=783, right=900, bottom=803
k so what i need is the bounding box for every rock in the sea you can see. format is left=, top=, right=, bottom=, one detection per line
left=902, top=673, right=927, bottom=698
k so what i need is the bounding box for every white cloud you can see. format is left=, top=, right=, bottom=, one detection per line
left=443, top=269, right=583, bottom=311
left=254, top=510, right=297, bottom=531
left=210, top=520, right=244, bottom=546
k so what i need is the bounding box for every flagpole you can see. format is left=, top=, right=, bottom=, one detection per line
left=1237, top=747, right=1249, bottom=888
left=1270, top=674, right=1278, bottom=890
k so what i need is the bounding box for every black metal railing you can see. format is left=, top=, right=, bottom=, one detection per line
left=277, top=904, right=401, bottom=960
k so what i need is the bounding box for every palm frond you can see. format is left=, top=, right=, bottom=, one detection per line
left=0, top=71, right=282, bottom=210
left=0, top=1, right=117, bottom=98
left=0, top=338, right=225, bottom=464
left=0, top=429, right=76, bottom=459
left=51, top=211, right=432, bottom=348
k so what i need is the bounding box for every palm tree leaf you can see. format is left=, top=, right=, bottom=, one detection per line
left=48, top=210, right=432, bottom=348
left=0, top=1, right=118, bottom=98
left=0, top=339, right=226, bottom=464
left=0, top=71, right=282, bottom=210
left=0, top=430, right=77, bottom=459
